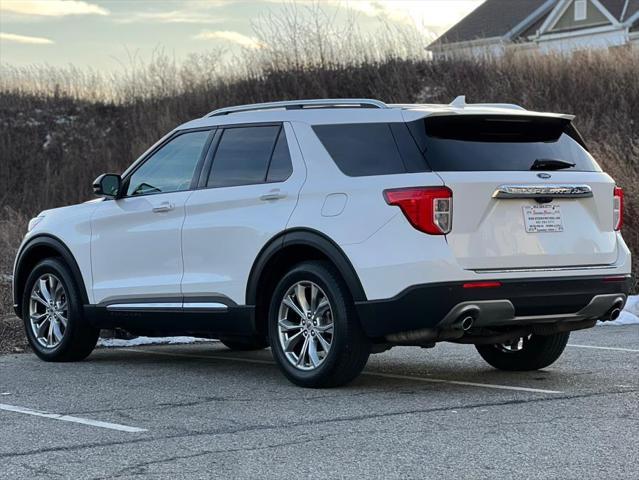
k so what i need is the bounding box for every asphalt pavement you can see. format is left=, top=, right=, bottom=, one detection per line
left=1, top=326, right=637, bottom=479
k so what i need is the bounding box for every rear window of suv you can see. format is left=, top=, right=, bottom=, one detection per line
left=313, top=123, right=429, bottom=176
left=407, top=115, right=600, bottom=172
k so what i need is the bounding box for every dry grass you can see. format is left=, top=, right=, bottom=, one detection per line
left=0, top=47, right=637, bottom=305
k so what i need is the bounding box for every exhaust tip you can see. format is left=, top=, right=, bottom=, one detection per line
left=602, top=299, right=624, bottom=321
left=461, top=316, right=474, bottom=331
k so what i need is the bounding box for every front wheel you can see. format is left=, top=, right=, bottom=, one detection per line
left=268, top=261, right=371, bottom=388
left=22, top=258, right=99, bottom=362
left=475, top=332, right=570, bottom=371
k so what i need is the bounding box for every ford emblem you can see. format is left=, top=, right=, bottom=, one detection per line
left=537, top=173, right=552, bottom=179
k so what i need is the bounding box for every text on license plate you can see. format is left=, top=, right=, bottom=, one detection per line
left=523, top=204, right=563, bottom=233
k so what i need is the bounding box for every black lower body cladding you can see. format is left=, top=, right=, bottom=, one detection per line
left=354, top=275, right=633, bottom=338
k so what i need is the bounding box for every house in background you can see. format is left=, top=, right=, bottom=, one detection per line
left=428, top=0, right=639, bottom=58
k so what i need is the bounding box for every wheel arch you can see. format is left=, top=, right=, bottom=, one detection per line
left=246, top=228, right=367, bottom=336
left=13, top=234, right=89, bottom=319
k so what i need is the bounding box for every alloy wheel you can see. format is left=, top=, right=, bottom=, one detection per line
left=29, top=273, right=68, bottom=349
left=277, top=281, right=334, bottom=371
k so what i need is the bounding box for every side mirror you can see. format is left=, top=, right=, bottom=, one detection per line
left=92, top=173, right=121, bottom=198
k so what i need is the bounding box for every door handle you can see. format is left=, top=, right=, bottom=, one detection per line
left=152, top=202, right=174, bottom=213
left=260, top=190, right=287, bottom=201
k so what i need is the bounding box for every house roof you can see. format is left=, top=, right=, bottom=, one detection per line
left=429, top=0, right=639, bottom=48
left=519, top=10, right=551, bottom=38
left=429, top=0, right=558, bottom=47
left=597, top=0, right=639, bottom=20
left=599, top=0, right=628, bottom=19
left=619, top=0, right=639, bottom=21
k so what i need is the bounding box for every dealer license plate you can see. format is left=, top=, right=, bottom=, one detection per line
left=523, top=204, right=563, bottom=233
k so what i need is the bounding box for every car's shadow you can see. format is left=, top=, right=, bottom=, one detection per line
left=84, top=343, right=573, bottom=393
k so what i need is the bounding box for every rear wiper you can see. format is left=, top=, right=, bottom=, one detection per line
left=530, top=158, right=576, bottom=170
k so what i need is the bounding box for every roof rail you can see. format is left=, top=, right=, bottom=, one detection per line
left=205, top=98, right=388, bottom=117
left=449, top=95, right=525, bottom=111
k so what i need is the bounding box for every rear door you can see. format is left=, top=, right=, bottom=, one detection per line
left=181, top=122, right=306, bottom=304
left=409, top=114, right=618, bottom=270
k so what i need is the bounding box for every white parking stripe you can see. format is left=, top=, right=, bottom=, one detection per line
left=0, top=403, right=147, bottom=433
left=129, top=348, right=562, bottom=394
left=361, top=372, right=562, bottom=394
left=568, top=344, right=639, bottom=353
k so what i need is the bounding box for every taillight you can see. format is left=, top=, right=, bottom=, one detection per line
left=613, top=186, right=623, bottom=231
left=383, top=186, right=452, bottom=235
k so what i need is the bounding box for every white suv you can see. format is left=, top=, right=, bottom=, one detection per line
left=13, top=98, right=632, bottom=387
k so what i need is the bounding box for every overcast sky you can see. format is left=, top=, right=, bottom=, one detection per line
left=0, top=0, right=482, bottom=71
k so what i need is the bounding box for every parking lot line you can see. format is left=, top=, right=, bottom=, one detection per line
left=0, top=403, right=147, bottom=433
left=129, top=348, right=563, bottom=394
left=361, top=372, right=562, bottom=394
left=567, top=344, right=639, bottom=353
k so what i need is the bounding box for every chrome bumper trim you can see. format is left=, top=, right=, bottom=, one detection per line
left=473, top=265, right=617, bottom=274
left=439, top=293, right=627, bottom=327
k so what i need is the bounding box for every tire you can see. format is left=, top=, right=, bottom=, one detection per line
left=268, top=261, right=371, bottom=388
left=475, top=332, right=570, bottom=371
left=220, top=336, right=268, bottom=351
left=22, top=257, right=99, bottom=362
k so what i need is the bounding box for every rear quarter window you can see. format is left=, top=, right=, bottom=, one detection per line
left=312, top=123, right=428, bottom=177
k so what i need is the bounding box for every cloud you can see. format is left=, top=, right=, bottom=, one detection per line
left=262, top=0, right=482, bottom=33
left=0, top=0, right=109, bottom=17
left=117, top=10, right=225, bottom=24
left=334, top=0, right=482, bottom=31
left=194, top=30, right=265, bottom=49
left=0, top=32, right=54, bottom=44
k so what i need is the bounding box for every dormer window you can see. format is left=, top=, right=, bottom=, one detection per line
left=574, top=0, right=587, bottom=21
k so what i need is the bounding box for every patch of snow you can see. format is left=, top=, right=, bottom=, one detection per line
left=98, top=336, right=213, bottom=348
left=598, top=295, right=639, bottom=326
left=54, top=115, right=77, bottom=125
left=42, top=133, right=53, bottom=150
left=25, top=118, right=43, bottom=127
left=0, top=274, right=13, bottom=283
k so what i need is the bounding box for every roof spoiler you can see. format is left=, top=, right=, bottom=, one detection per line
left=445, top=96, right=574, bottom=121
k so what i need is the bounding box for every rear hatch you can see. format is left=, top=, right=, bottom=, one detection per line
left=408, top=114, right=618, bottom=270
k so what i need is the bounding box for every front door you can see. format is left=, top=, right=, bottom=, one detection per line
left=91, top=129, right=213, bottom=304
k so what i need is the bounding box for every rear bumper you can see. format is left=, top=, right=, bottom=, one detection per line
left=355, top=275, right=633, bottom=338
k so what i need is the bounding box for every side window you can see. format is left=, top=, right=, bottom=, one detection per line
left=266, top=128, right=293, bottom=183
left=313, top=123, right=427, bottom=177
left=207, top=126, right=281, bottom=188
left=126, top=130, right=211, bottom=196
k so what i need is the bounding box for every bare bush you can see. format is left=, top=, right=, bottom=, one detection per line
left=0, top=18, right=636, bottom=293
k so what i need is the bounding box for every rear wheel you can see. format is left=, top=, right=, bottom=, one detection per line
left=22, top=258, right=99, bottom=362
left=268, top=261, right=370, bottom=388
left=220, top=337, right=268, bottom=351
left=475, top=332, right=570, bottom=371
